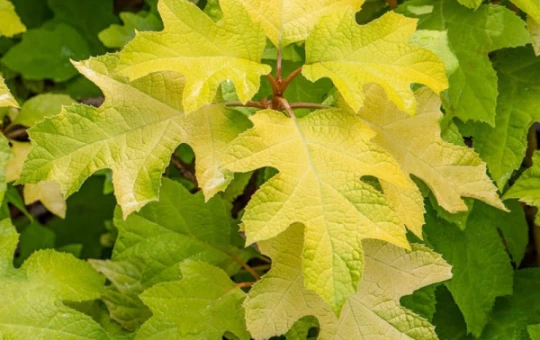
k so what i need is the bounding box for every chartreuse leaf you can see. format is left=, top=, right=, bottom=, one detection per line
left=19, top=54, right=251, bottom=216
left=236, top=0, right=364, bottom=46
left=528, top=16, right=540, bottom=56
left=118, top=0, right=271, bottom=113
left=303, top=10, right=448, bottom=115
left=358, top=85, right=505, bottom=223
left=456, top=0, right=482, bottom=9
left=0, top=75, right=17, bottom=107
left=244, top=224, right=452, bottom=339
left=529, top=324, right=540, bottom=340
left=0, top=219, right=110, bottom=339
left=0, top=0, right=25, bottom=37
left=424, top=201, right=519, bottom=336
left=398, top=0, right=530, bottom=125
left=136, top=261, right=250, bottom=340
left=512, top=0, right=540, bottom=22
left=6, top=141, right=66, bottom=217
left=224, top=108, right=413, bottom=313
left=504, top=151, right=540, bottom=223
left=91, top=178, right=250, bottom=331
left=470, top=47, right=540, bottom=189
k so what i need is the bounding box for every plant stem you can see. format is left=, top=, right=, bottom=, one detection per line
left=277, top=97, right=295, bottom=118
left=289, top=102, right=332, bottom=110
left=387, top=0, right=398, bottom=9
left=281, top=67, right=303, bottom=94
left=235, top=282, right=255, bottom=289
left=230, top=253, right=261, bottom=281
left=170, top=155, right=198, bottom=187
left=225, top=101, right=268, bottom=109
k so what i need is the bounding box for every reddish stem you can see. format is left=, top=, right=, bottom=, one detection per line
left=281, top=67, right=303, bottom=94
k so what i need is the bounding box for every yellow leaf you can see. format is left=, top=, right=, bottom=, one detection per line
left=358, top=84, right=506, bottom=214
left=303, top=10, right=448, bottom=115
left=244, top=224, right=452, bottom=339
left=0, top=0, right=25, bottom=38
left=0, top=75, right=18, bottom=108
left=236, top=0, right=364, bottom=46
left=224, top=108, right=411, bottom=313
left=118, top=0, right=271, bottom=113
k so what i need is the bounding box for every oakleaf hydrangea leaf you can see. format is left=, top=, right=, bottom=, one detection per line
left=224, top=108, right=414, bottom=313
left=236, top=0, right=364, bottom=46
left=358, top=85, right=505, bottom=217
left=398, top=0, right=530, bottom=125
left=1, top=24, right=91, bottom=82
left=118, top=0, right=271, bottom=113
left=424, top=202, right=516, bottom=336
left=99, top=9, right=162, bottom=49
left=511, top=0, right=540, bottom=23
left=91, top=178, right=251, bottom=331
left=19, top=54, right=251, bottom=217
left=504, top=151, right=540, bottom=224
left=457, top=0, right=482, bottom=9
left=303, top=10, right=448, bottom=115
left=6, top=141, right=66, bottom=218
left=136, top=261, right=250, bottom=340
left=0, top=0, right=25, bottom=37
left=0, top=219, right=110, bottom=339
left=469, top=47, right=540, bottom=189
left=0, top=75, right=17, bottom=108
left=528, top=16, right=540, bottom=56
left=244, top=224, right=452, bottom=339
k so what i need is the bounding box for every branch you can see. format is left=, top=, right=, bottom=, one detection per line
left=281, top=67, right=303, bottom=93
left=277, top=97, right=296, bottom=118
left=225, top=101, right=268, bottom=109
left=229, top=253, right=261, bottom=281
left=289, top=102, right=332, bottom=110
left=170, top=155, right=198, bottom=187
left=387, top=0, right=398, bottom=9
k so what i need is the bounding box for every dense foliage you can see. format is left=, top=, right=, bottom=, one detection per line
left=1, top=0, right=540, bottom=339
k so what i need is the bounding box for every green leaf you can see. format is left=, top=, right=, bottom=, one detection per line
left=0, top=135, right=12, bottom=205
left=236, top=0, right=364, bottom=46
left=47, top=0, right=119, bottom=54
left=10, top=0, right=52, bottom=29
left=399, top=0, right=530, bottom=125
left=19, top=54, right=251, bottom=216
left=224, top=108, right=413, bottom=313
left=424, top=202, right=515, bottom=336
left=99, top=9, right=162, bottom=49
left=456, top=0, right=482, bottom=9
left=1, top=23, right=91, bottom=82
left=244, top=224, right=452, bottom=339
left=0, top=0, right=25, bottom=37
left=431, top=285, right=473, bottom=340
left=15, top=221, right=55, bottom=267
left=303, top=10, right=448, bottom=115
left=118, top=0, right=271, bottom=113
left=495, top=200, right=529, bottom=266
left=91, top=178, right=250, bottom=331
left=480, top=269, right=540, bottom=339
left=14, top=93, right=74, bottom=127
left=504, top=151, right=540, bottom=223
left=285, top=316, right=319, bottom=340
left=136, top=261, right=250, bottom=340
left=529, top=324, right=540, bottom=340
left=0, top=219, right=110, bottom=339
left=400, top=285, right=438, bottom=323
left=470, top=47, right=540, bottom=189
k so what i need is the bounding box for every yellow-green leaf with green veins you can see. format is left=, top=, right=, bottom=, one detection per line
left=528, top=16, right=540, bottom=56
left=118, top=0, right=271, bottom=113
left=303, top=10, right=448, bottom=115
left=236, top=0, right=364, bottom=46
left=137, top=261, right=250, bottom=340
left=6, top=141, right=66, bottom=218
left=0, top=75, right=18, bottom=108
left=19, top=54, right=251, bottom=217
left=504, top=151, right=540, bottom=224
left=512, top=0, right=540, bottom=23
left=457, top=0, right=482, bottom=9
left=224, top=108, right=412, bottom=313
left=0, top=219, right=110, bottom=339
left=358, top=85, right=506, bottom=216
left=0, top=0, right=25, bottom=37
left=244, top=224, right=452, bottom=339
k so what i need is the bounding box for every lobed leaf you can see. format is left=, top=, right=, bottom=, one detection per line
left=136, top=261, right=250, bottom=340
left=118, top=0, right=271, bottom=113
left=19, top=54, right=250, bottom=216
left=0, top=0, right=25, bottom=37
left=224, top=108, right=412, bottom=313
left=236, top=0, right=364, bottom=46
left=504, top=151, right=540, bottom=224
left=303, top=10, right=448, bottom=115
left=0, top=219, right=110, bottom=339
left=244, top=224, right=452, bottom=339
